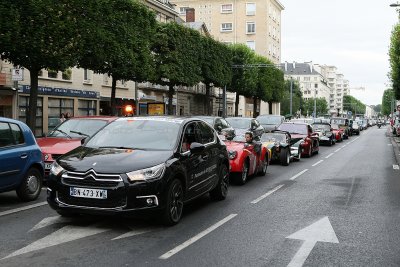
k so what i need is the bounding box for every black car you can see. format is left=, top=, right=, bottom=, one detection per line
left=312, top=122, right=336, bottom=146
left=225, top=117, right=264, bottom=138
left=47, top=117, right=230, bottom=225
left=195, top=116, right=236, bottom=140
left=256, top=114, right=285, bottom=132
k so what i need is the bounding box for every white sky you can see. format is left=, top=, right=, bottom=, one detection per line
left=281, top=0, right=399, bottom=105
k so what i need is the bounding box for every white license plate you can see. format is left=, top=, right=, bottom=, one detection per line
left=45, top=163, right=52, bottom=170
left=70, top=187, right=107, bottom=199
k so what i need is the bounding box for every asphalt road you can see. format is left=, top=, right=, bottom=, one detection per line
left=1, top=126, right=399, bottom=267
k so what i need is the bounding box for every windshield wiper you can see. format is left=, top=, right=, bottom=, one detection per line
left=52, top=129, right=71, bottom=139
left=98, top=146, right=143, bottom=150
left=70, top=130, right=90, bottom=137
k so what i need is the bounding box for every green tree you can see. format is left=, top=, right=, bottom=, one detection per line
left=381, top=89, right=395, bottom=116
left=77, top=0, right=156, bottom=115
left=301, top=98, right=328, bottom=117
left=151, top=23, right=202, bottom=115
left=200, top=37, right=232, bottom=115
left=280, top=80, right=302, bottom=117
left=343, top=95, right=366, bottom=117
left=389, top=24, right=400, bottom=100
left=0, top=0, right=82, bottom=131
left=267, top=67, right=285, bottom=114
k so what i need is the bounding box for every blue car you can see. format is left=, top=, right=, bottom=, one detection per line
left=0, top=117, right=44, bottom=201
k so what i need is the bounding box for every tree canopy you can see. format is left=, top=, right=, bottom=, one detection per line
left=381, top=88, right=395, bottom=116
left=389, top=23, right=400, bottom=100
left=343, top=95, right=366, bottom=116
left=301, top=98, right=328, bottom=117
left=280, top=80, right=303, bottom=117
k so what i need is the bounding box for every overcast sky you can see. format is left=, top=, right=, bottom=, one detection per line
left=281, top=0, right=399, bottom=105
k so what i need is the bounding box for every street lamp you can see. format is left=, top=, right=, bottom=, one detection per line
left=390, top=2, right=400, bottom=7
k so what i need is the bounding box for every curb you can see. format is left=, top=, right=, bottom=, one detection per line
left=388, top=127, right=400, bottom=166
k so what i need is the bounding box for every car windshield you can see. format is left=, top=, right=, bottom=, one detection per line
left=86, top=119, right=181, bottom=150
left=231, top=134, right=247, bottom=143
left=225, top=118, right=251, bottom=129
left=261, top=133, right=286, bottom=142
left=331, top=124, right=339, bottom=130
left=257, top=116, right=281, bottom=125
left=331, top=119, right=346, bottom=125
left=48, top=119, right=108, bottom=138
left=199, top=118, right=213, bottom=125
left=277, top=124, right=308, bottom=135
left=313, top=124, right=330, bottom=131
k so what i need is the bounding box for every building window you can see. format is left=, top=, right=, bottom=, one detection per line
left=221, top=23, right=233, bottom=32
left=18, top=96, right=43, bottom=136
left=246, top=41, right=255, bottom=51
left=78, top=100, right=97, bottom=116
left=304, top=77, right=310, bottom=81
left=179, top=7, right=189, bottom=15
left=246, top=3, right=256, bottom=15
left=48, top=98, right=74, bottom=129
left=83, top=69, right=92, bottom=83
left=221, top=4, right=233, bottom=13
left=246, top=22, right=255, bottom=34
left=315, top=84, right=318, bottom=88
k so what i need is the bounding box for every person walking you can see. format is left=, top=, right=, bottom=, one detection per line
left=60, top=113, right=66, bottom=123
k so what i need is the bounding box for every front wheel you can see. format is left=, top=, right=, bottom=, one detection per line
left=210, top=164, right=229, bottom=201
left=258, top=154, right=268, bottom=176
left=161, top=179, right=184, bottom=226
left=16, top=168, right=43, bottom=201
left=236, top=161, right=249, bottom=185
left=280, top=148, right=290, bottom=166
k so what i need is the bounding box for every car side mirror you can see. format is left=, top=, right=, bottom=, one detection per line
left=190, top=142, right=205, bottom=154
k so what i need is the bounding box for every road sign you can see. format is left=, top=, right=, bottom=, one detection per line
left=12, top=68, right=23, bottom=81
left=347, top=111, right=352, bottom=116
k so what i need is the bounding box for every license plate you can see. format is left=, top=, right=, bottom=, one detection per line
left=70, top=187, right=107, bottom=199
left=45, top=163, right=52, bottom=170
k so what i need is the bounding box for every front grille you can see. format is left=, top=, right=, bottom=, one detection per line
left=58, top=190, right=126, bottom=209
left=61, top=170, right=123, bottom=188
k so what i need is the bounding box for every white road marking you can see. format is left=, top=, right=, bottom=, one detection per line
left=2, top=224, right=109, bottom=260
left=394, top=165, right=399, bottom=170
left=286, top=217, right=339, bottom=267
left=325, top=153, right=334, bottom=159
left=290, top=169, right=309, bottom=181
left=29, top=216, right=73, bottom=232
left=341, top=145, right=346, bottom=148
left=159, top=214, right=237, bottom=259
left=334, top=148, right=341, bottom=152
left=312, top=160, right=323, bottom=167
left=112, top=228, right=152, bottom=240
left=388, top=144, right=393, bottom=146
left=251, top=185, right=285, bottom=204
left=0, top=202, right=47, bottom=217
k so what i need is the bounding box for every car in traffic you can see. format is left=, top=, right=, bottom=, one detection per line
left=256, top=114, right=285, bottom=132
left=225, top=117, right=264, bottom=138
left=37, top=116, right=117, bottom=178
left=331, top=124, right=344, bottom=142
left=312, top=122, right=336, bottom=146
left=351, top=120, right=360, bottom=135
left=222, top=133, right=269, bottom=185
left=195, top=116, right=235, bottom=140
left=260, top=130, right=301, bottom=166
left=330, top=117, right=351, bottom=139
left=47, top=117, right=230, bottom=225
left=0, top=117, right=44, bottom=201
left=277, top=122, right=319, bottom=157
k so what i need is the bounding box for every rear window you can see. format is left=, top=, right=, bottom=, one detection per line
left=277, top=124, right=308, bottom=135
left=10, top=123, right=24, bottom=144
left=0, top=122, right=14, bottom=147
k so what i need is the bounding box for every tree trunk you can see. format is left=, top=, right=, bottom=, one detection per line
left=235, top=93, right=240, bottom=117
left=111, top=77, right=117, bottom=116
left=268, top=101, right=273, bottom=115
left=27, top=69, right=39, bottom=134
left=168, top=84, right=175, bottom=115
left=205, top=83, right=211, bottom=115
left=253, top=97, right=258, bottom=118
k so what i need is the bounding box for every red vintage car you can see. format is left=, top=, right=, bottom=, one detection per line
left=331, top=124, right=344, bottom=142
left=277, top=122, right=319, bottom=157
left=222, top=134, right=270, bottom=185
left=36, top=116, right=117, bottom=177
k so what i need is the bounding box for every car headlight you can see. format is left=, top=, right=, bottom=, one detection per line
left=228, top=150, right=237, bottom=160
left=50, top=161, right=64, bottom=176
left=43, top=153, right=50, bottom=161
left=126, top=163, right=166, bottom=182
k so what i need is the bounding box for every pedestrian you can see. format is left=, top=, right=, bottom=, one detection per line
left=65, top=112, right=72, bottom=120
left=60, top=113, right=66, bottom=123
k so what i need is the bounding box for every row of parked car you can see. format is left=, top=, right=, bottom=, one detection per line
left=0, top=114, right=371, bottom=225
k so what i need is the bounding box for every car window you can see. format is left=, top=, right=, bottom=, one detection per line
left=181, top=122, right=198, bottom=153
left=220, top=118, right=230, bottom=129
left=197, top=121, right=215, bottom=144
left=214, top=118, right=222, bottom=129
left=10, top=123, right=24, bottom=144
left=226, top=118, right=251, bottom=129
left=0, top=122, right=14, bottom=147
left=49, top=119, right=108, bottom=138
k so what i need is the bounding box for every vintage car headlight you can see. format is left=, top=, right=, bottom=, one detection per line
left=43, top=153, right=50, bottom=161
left=126, top=163, right=166, bottom=182
left=50, top=161, right=64, bottom=176
left=228, top=150, right=237, bottom=159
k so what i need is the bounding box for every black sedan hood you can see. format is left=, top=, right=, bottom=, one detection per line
left=59, top=146, right=173, bottom=174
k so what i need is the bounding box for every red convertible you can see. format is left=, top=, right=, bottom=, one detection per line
left=331, top=124, right=344, bottom=142
left=277, top=122, right=319, bottom=157
left=222, top=134, right=270, bottom=185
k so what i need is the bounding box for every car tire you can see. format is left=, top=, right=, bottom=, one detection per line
left=280, top=148, right=290, bottom=166
left=329, top=138, right=333, bottom=146
left=295, top=147, right=301, bottom=161
left=210, top=164, right=229, bottom=201
left=305, top=146, right=312, bottom=158
left=258, top=154, right=268, bottom=176
left=162, top=179, right=184, bottom=226
left=236, top=160, right=249, bottom=185
left=16, top=167, right=43, bottom=202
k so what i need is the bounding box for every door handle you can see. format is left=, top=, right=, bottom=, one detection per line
left=20, top=154, right=28, bottom=159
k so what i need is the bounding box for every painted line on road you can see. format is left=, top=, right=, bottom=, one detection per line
left=251, top=184, right=285, bottom=204
left=312, top=160, right=324, bottom=167
left=388, top=144, right=393, bottom=146
left=394, top=165, right=399, bottom=170
left=290, top=169, right=309, bottom=181
left=159, top=214, right=237, bottom=259
left=325, top=153, right=334, bottom=159
left=0, top=202, right=47, bottom=217
left=334, top=148, right=341, bottom=152
left=341, top=145, right=346, bottom=148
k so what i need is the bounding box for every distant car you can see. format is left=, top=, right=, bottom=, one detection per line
left=47, top=117, right=229, bottom=225
left=331, top=124, right=344, bottom=142
left=36, top=116, right=118, bottom=178
left=0, top=117, right=44, bottom=201
left=330, top=117, right=351, bottom=139
left=223, top=133, right=269, bottom=185
left=351, top=121, right=360, bottom=135
left=225, top=117, right=264, bottom=138
left=312, top=122, right=336, bottom=146
left=277, top=122, right=319, bottom=157
left=195, top=116, right=235, bottom=140
left=260, top=130, right=301, bottom=166
left=256, top=114, right=285, bottom=132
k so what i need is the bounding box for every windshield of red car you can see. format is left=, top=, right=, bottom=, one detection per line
left=277, top=124, right=308, bottom=135
left=261, top=133, right=285, bottom=142
left=225, top=118, right=251, bottom=129
left=48, top=119, right=108, bottom=138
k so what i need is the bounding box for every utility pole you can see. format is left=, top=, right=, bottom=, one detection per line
left=290, top=78, right=293, bottom=117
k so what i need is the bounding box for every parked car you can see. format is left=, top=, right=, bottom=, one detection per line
left=0, top=117, right=44, bottom=201
left=47, top=117, right=229, bottom=225
left=256, top=114, right=285, bottom=132
left=331, top=124, right=344, bottom=142
left=260, top=130, right=301, bottom=166
left=37, top=116, right=117, bottom=178
left=351, top=120, right=360, bottom=135
left=277, top=122, right=319, bottom=157
left=223, top=133, right=269, bottom=185
left=312, top=122, right=336, bottom=146
left=195, top=116, right=235, bottom=140
left=330, top=117, right=351, bottom=139
left=225, top=117, right=264, bottom=138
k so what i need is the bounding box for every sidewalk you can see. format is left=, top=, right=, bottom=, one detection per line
left=387, top=126, right=400, bottom=166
